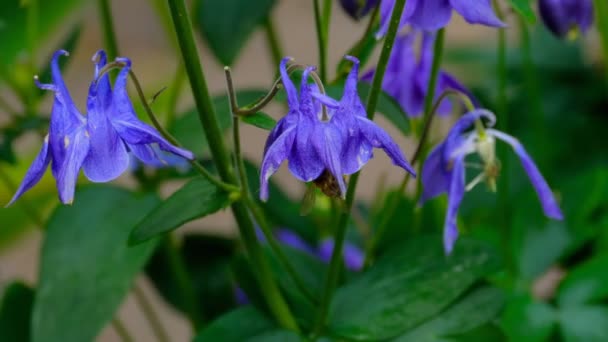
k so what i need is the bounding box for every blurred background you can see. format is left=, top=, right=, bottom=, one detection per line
left=0, top=0, right=603, bottom=341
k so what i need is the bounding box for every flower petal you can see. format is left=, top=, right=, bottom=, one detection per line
left=280, top=57, right=299, bottom=110
left=408, top=0, right=453, bottom=31
left=55, top=128, right=90, bottom=204
left=260, top=126, right=297, bottom=201
left=420, top=142, right=451, bottom=203
left=443, top=109, right=495, bottom=162
left=450, top=0, right=506, bottom=27
left=6, top=136, right=51, bottom=207
left=318, top=238, right=364, bottom=271
left=444, top=156, right=466, bottom=254
left=275, top=229, right=315, bottom=254
left=488, top=129, right=564, bottom=220
left=313, top=125, right=347, bottom=197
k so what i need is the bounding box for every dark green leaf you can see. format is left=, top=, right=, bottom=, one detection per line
left=559, top=305, right=608, bottom=342
left=501, top=295, right=556, bottom=342
left=506, top=0, right=537, bottom=23
left=169, top=90, right=266, bottom=157
left=32, top=186, right=159, bottom=342
left=0, top=0, right=86, bottom=81
left=558, top=254, right=608, bottom=306
left=145, top=234, right=238, bottom=321
left=197, top=0, right=276, bottom=65
left=327, top=236, right=499, bottom=340
left=193, top=306, right=273, bottom=342
left=241, top=111, right=277, bottom=130
left=444, top=323, right=506, bottom=342
left=394, top=287, right=505, bottom=342
left=0, top=282, right=34, bottom=342
left=130, top=177, right=235, bottom=244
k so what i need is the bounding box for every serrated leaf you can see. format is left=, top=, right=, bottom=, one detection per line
left=506, top=0, right=537, bottom=23
left=241, top=111, right=277, bottom=130
left=327, top=236, right=499, bottom=340
left=0, top=282, right=34, bottom=342
left=130, top=177, right=235, bottom=244
left=197, top=0, right=276, bottom=65
left=32, top=186, right=159, bottom=342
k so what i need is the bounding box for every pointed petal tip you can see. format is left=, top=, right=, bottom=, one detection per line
left=344, top=55, right=360, bottom=65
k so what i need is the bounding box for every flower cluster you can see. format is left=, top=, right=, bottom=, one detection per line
left=538, top=0, right=594, bottom=39
left=7, top=50, right=193, bottom=206
left=420, top=109, right=563, bottom=254
left=260, top=56, right=415, bottom=201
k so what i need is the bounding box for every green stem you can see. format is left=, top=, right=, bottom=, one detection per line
left=313, top=0, right=329, bottom=82
left=111, top=318, right=134, bottom=342
left=594, top=0, right=608, bottom=91
left=422, top=29, right=445, bottom=118
left=312, top=0, right=407, bottom=335
left=494, top=0, right=507, bottom=125
left=162, top=236, right=205, bottom=329
left=98, top=0, right=119, bottom=60
left=132, top=283, right=170, bottom=342
left=263, top=16, right=284, bottom=68
left=166, top=0, right=298, bottom=331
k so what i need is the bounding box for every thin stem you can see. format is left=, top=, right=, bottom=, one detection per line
left=0, top=165, right=44, bottom=227
left=422, top=29, right=445, bottom=118
left=166, top=0, right=298, bottom=331
left=313, top=0, right=329, bottom=83
left=125, top=67, right=239, bottom=193
left=163, top=235, right=205, bottom=329
left=594, top=0, right=608, bottom=91
left=494, top=0, right=507, bottom=125
left=263, top=16, right=284, bottom=68
left=98, top=0, right=119, bottom=60
left=111, top=318, right=134, bottom=342
left=132, top=282, right=170, bottom=342
left=312, top=0, right=407, bottom=335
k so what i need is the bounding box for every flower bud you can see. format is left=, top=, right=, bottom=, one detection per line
left=339, top=0, right=378, bottom=20
left=538, top=0, right=593, bottom=39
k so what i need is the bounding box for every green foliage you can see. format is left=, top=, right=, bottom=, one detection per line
left=241, top=111, right=277, bottom=130
left=0, top=282, right=34, bottom=342
left=197, top=0, right=276, bottom=66
left=130, top=176, right=236, bottom=244
left=506, top=0, right=537, bottom=24
left=32, top=186, right=159, bottom=342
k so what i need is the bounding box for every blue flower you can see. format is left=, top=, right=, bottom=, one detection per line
left=340, top=0, right=379, bottom=20
left=377, top=0, right=505, bottom=35
left=363, top=30, right=473, bottom=118
left=420, top=109, right=563, bottom=254
left=7, top=50, right=90, bottom=205
left=539, top=0, right=593, bottom=39
left=83, top=51, right=193, bottom=182
left=7, top=50, right=193, bottom=206
left=260, top=56, right=415, bottom=201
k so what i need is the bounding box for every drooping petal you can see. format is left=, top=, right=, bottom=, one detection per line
left=82, top=72, right=129, bottom=182
left=275, top=229, right=315, bottom=254
left=312, top=125, right=347, bottom=197
left=260, top=126, right=297, bottom=201
left=444, top=156, right=466, bottom=254
left=110, top=58, right=194, bottom=162
left=449, top=0, right=506, bottom=27
left=6, top=136, right=51, bottom=207
left=318, top=238, right=364, bottom=271
left=55, top=128, right=90, bottom=205
left=92, top=50, right=112, bottom=111
left=539, top=0, right=593, bottom=38
left=280, top=57, right=299, bottom=110
left=488, top=129, right=564, bottom=220
left=356, top=116, right=416, bottom=176
left=443, top=109, right=495, bottom=162
left=408, top=0, right=453, bottom=31
left=420, top=142, right=451, bottom=203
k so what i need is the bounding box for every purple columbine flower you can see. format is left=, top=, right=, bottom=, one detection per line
left=538, top=0, right=593, bottom=39
left=260, top=56, right=415, bottom=201
left=7, top=50, right=193, bottom=206
left=377, top=0, right=505, bottom=35
left=83, top=51, right=193, bottom=182
left=7, top=50, right=90, bottom=206
left=340, top=0, right=379, bottom=20
left=420, top=109, right=563, bottom=254
left=363, top=31, right=472, bottom=118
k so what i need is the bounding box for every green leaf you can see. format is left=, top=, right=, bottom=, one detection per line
left=501, top=295, right=556, bottom=342
left=327, top=236, right=499, bottom=340
left=197, top=0, right=276, bottom=65
left=0, top=282, right=34, bottom=342
left=0, top=0, right=86, bottom=81
left=559, top=305, right=608, bottom=342
left=506, top=0, right=537, bottom=23
left=193, top=306, right=275, bottom=342
left=557, top=254, right=608, bottom=306
left=394, top=287, right=505, bottom=342
left=32, top=186, right=160, bottom=342
left=241, top=111, right=277, bottom=130
left=130, top=176, right=235, bottom=244
left=169, top=90, right=267, bottom=157
left=145, top=234, right=238, bottom=321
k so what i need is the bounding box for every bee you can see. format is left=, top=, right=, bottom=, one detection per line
left=300, top=170, right=345, bottom=216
